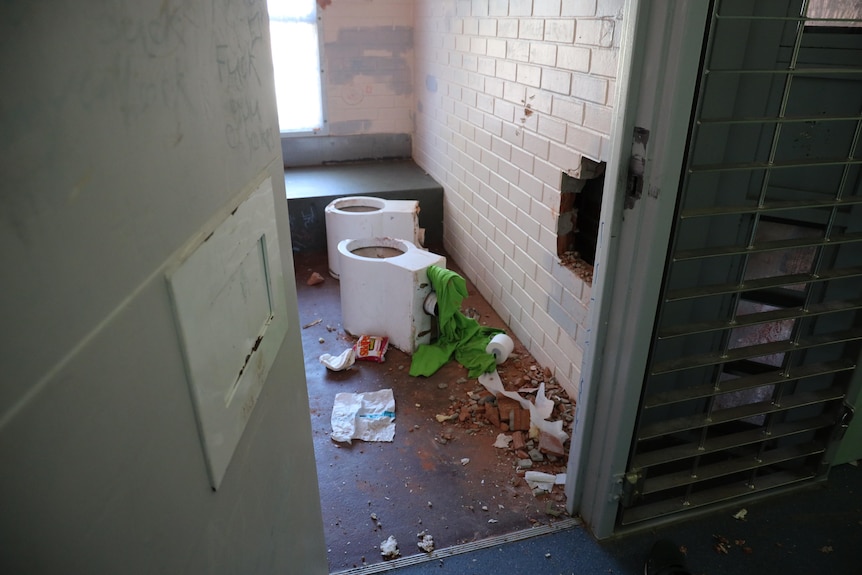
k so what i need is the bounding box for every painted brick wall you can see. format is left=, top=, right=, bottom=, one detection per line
left=413, top=0, right=623, bottom=397
left=319, top=0, right=415, bottom=135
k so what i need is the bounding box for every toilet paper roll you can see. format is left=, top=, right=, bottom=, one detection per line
left=423, top=292, right=438, bottom=316
left=486, top=333, right=514, bottom=364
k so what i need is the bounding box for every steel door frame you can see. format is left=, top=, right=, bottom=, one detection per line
left=567, top=0, right=711, bottom=539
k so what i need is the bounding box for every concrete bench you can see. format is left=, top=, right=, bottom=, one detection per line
left=283, top=160, right=444, bottom=253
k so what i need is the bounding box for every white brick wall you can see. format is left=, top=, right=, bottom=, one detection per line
left=414, top=0, right=622, bottom=398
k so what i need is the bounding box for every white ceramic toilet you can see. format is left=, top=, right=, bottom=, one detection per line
left=337, top=237, right=445, bottom=354
left=325, top=196, right=425, bottom=279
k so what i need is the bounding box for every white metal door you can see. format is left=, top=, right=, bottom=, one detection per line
left=619, top=0, right=862, bottom=528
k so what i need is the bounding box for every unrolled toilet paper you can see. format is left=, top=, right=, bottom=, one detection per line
left=485, top=333, right=514, bottom=364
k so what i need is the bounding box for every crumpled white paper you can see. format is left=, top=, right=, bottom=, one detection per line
left=478, top=370, right=568, bottom=444
left=320, top=348, right=356, bottom=371
left=331, top=389, right=396, bottom=443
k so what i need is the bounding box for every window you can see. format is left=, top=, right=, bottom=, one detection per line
left=267, top=0, right=325, bottom=134
left=805, top=0, right=862, bottom=28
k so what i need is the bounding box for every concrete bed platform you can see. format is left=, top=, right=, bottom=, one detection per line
left=284, top=160, right=444, bottom=253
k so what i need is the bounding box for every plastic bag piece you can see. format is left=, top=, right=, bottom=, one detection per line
left=354, top=335, right=389, bottom=362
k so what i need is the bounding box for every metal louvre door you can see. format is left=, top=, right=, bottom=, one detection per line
left=621, top=0, right=862, bottom=527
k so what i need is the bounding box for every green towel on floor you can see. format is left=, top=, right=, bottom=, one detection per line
left=409, top=265, right=503, bottom=378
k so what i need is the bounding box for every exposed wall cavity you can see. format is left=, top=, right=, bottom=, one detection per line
left=326, top=26, right=414, bottom=95
left=558, top=158, right=606, bottom=282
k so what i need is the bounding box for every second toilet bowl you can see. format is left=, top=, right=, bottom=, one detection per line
left=325, top=196, right=425, bottom=279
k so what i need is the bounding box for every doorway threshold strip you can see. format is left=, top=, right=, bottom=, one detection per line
left=330, top=517, right=582, bottom=575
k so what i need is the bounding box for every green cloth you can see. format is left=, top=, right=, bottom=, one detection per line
left=409, top=266, right=503, bottom=378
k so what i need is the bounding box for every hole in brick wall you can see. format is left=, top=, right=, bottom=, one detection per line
left=557, top=163, right=606, bottom=285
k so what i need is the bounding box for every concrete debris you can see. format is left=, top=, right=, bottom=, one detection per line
left=417, top=531, right=435, bottom=553
left=559, top=251, right=594, bottom=284
left=493, top=433, right=512, bottom=448
left=380, top=535, right=400, bottom=560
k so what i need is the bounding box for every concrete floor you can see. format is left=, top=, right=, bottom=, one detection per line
left=293, top=250, right=574, bottom=572
left=383, top=462, right=862, bottom=575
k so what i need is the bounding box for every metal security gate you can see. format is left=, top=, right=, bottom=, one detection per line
left=620, top=0, right=862, bottom=527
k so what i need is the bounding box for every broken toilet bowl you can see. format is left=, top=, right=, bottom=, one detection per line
left=325, top=196, right=425, bottom=279
left=337, top=237, right=445, bottom=354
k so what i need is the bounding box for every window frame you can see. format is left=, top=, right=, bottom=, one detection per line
left=267, top=0, right=328, bottom=137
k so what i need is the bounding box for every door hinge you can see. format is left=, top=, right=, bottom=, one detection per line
left=625, top=127, right=649, bottom=209
left=612, top=470, right=644, bottom=508
left=831, top=402, right=855, bottom=443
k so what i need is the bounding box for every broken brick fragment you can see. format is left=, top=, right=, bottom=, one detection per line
left=512, top=408, right=531, bottom=431
left=512, top=431, right=526, bottom=452
left=484, top=402, right=500, bottom=428
left=459, top=406, right=470, bottom=422
left=496, top=397, right=519, bottom=429
left=539, top=431, right=566, bottom=457
left=307, top=271, right=325, bottom=286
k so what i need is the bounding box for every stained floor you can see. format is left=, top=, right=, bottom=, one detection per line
left=293, top=250, right=574, bottom=572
